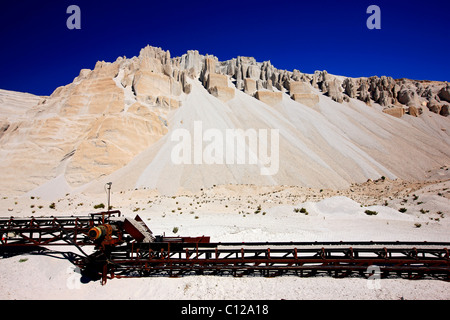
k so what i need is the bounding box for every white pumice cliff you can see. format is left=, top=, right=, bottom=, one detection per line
left=0, top=45, right=449, bottom=197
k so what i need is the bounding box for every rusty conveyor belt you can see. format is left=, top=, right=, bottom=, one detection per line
left=1, top=211, right=449, bottom=285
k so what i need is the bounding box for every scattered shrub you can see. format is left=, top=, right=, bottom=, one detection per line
left=295, top=207, right=308, bottom=215
left=49, top=203, right=56, bottom=209
left=172, top=227, right=179, bottom=234
left=93, top=203, right=105, bottom=209
left=364, top=209, right=378, bottom=216
left=399, top=208, right=407, bottom=213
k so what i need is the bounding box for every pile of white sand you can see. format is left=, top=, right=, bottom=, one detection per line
left=20, top=78, right=449, bottom=199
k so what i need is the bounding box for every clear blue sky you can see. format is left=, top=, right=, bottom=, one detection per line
left=0, top=0, right=449, bottom=96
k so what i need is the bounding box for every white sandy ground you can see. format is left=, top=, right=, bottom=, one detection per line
left=0, top=176, right=449, bottom=300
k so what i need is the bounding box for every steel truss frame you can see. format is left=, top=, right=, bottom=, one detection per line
left=76, top=241, right=450, bottom=284
left=0, top=211, right=122, bottom=247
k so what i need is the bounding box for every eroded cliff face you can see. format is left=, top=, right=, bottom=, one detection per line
left=0, top=45, right=448, bottom=195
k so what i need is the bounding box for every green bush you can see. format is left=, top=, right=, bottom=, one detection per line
left=94, top=203, right=105, bottom=209
left=364, top=209, right=378, bottom=216
left=294, top=207, right=308, bottom=215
